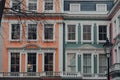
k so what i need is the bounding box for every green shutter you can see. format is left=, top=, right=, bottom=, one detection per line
left=94, top=23, right=97, bottom=44
left=78, top=23, right=81, bottom=43
left=94, top=55, right=97, bottom=73
left=78, top=55, right=81, bottom=72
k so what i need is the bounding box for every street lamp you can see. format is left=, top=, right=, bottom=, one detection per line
left=103, top=38, right=113, bottom=80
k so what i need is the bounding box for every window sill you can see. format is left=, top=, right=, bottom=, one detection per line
left=43, top=10, right=55, bottom=13
left=9, top=40, right=21, bottom=42
left=43, top=40, right=55, bottom=42
left=27, top=40, right=38, bottom=42
left=97, top=40, right=106, bottom=43
left=66, top=40, right=78, bottom=42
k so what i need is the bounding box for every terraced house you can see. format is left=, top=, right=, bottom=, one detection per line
left=0, top=0, right=120, bottom=80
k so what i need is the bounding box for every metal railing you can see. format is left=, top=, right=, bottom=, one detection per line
left=110, top=63, right=120, bottom=72
left=0, top=71, right=106, bottom=79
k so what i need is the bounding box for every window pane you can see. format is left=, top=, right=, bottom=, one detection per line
left=12, top=0, right=21, bottom=10
left=83, top=25, right=91, bottom=40
left=44, top=53, right=53, bottom=71
left=44, top=24, right=53, bottom=40
left=11, top=53, right=20, bottom=72
left=28, top=0, right=37, bottom=10
left=27, top=53, right=36, bottom=72
left=99, top=25, right=107, bottom=40
left=67, top=53, right=76, bottom=72
left=83, top=54, right=91, bottom=73
left=96, top=4, right=107, bottom=12
left=70, top=4, right=80, bottom=12
left=28, top=24, right=37, bottom=40
left=11, top=24, right=20, bottom=40
left=67, top=25, right=76, bottom=40
left=45, top=0, right=53, bottom=10
left=99, top=54, right=107, bottom=73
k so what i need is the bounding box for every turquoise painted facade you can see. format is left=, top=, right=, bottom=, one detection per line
left=63, top=0, right=117, bottom=80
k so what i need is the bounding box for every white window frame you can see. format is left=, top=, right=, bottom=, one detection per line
left=9, top=22, right=22, bottom=41
left=43, top=0, right=55, bottom=12
left=65, top=52, right=78, bottom=73
left=70, top=3, right=80, bottom=12
left=82, top=53, right=92, bottom=74
left=8, top=51, right=22, bottom=72
left=81, top=24, right=93, bottom=43
left=42, top=23, right=55, bottom=42
left=96, top=4, right=107, bottom=12
left=42, top=52, right=55, bottom=72
left=98, top=54, right=107, bottom=74
left=97, top=23, right=109, bottom=43
left=10, top=0, right=22, bottom=11
left=66, top=23, right=78, bottom=42
left=26, top=52, right=38, bottom=72
left=26, top=23, right=38, bottom=41
left=27, top=0, right=38, bottom=11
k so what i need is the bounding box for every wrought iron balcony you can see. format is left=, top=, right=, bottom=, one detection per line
left=110, top=63, right=120, bottom=73
left=0, top=72, right=81, bottom=78
left=0, top=71, right=106, bottom=80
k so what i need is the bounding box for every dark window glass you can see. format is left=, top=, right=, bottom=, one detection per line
left=11, top=53, right=20, bottom=72
left=27, top=53, right=36, bottom=72
left=83, top=25, right=91, bottom=40
left=44, top=24, right=53, bottom=40
left=83, top=54, right=91, bottom=73
left=67, top=25, right=76, bottom=40
left=12, top=0, right=21, bottom=10
left=28, top=24, right=37, bottom=40
left=44, top=53, right=53, bottom=71
left=11, top=24, right=20, bottom=40
left=99, top=25, right=107, bottom=40
left=45, top=0, right=53, bottom=10
left=28, top=0, right=37, bottom=10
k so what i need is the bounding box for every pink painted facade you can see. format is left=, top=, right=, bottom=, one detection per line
left=2, top=0, right=63, bottom=73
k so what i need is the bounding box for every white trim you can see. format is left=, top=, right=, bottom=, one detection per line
left=97, top=53, right=107, bottom=73
left=42, top=23, right=55, bottom=42
left=26, top=52, right=37, bottom=72
left=81, top=53, right=83, bottom=73
left=26, top=23, right=38, bottom=41
left=42, top=52, right=44, bottom=71
left=91, top=53, right=94, bottom=74
left=96, top=23, right=109, bottom=43
left=66, top=52, right=77, bottom=72
left=26, top=0, right=38, bottom=11
left=66, top=23, right=78, bottom=43
left=8, top=52, right=21, bottom=72
left=25, top=52, right=27, bottom=72
left=42, top=52, right=56, bottom=72
left=97, top=53, right=99, bottom=74
left=60, top=0, right=63, bottom=13
left=76, top=53, right=78, bottom=72
left=10, top=0, right=22, bottom=11
left=9, top=22, right=22, bottom=41
left=8, top=52, right=11, bottom=72
left=64, top=11, right=108, bottom=14
left=20, top=53, right=22, bottom=72
left=53, top=52, right=55, bottom=72
left=96, top=4, right=107, bottom=12
left=43, top=0, right=55, bottom=13
left=81, top=24, right=94, bottom=43
left=36, top=53, right=38, bottom=72
left=70, top=3, right=80, bottom=12
left=58, top=23, right=63, bottom=72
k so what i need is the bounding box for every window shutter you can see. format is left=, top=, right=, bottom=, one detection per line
left=78, top=55, right=81, bottom=72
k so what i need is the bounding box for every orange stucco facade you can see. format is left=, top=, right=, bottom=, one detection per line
left=2, top=0, right=63, bottom=73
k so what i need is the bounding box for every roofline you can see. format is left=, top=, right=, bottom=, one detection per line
left=108, top=0, right=120, bottom=19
